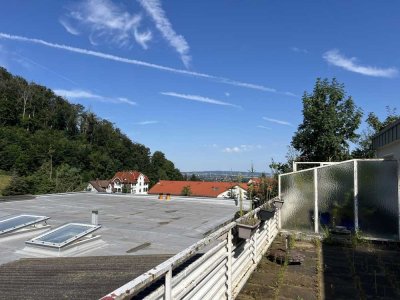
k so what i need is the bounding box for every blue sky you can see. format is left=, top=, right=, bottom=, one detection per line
left=1, top=1, right=399, bottom=172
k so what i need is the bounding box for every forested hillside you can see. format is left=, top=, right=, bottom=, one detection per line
left=0, top=67, right=182, bottom=195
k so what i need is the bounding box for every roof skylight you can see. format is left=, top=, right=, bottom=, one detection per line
left=0, top=215, right=50, bottom=236
left=26, top=223, right=101, bottom=248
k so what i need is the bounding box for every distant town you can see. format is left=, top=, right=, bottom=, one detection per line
left=181, top=171, right=268, bottom=182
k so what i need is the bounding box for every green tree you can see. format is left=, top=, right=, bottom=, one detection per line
left=181, top=185, right=192, bottom=196
left=0, top=67, right=182, bottom=195
left=2, top=172, right=30, bottom=196
left=292, top=78, right=362, bottom=161
left=352, top=107, right=399, bottom=158
left=189, top=174, right=200, bottom=181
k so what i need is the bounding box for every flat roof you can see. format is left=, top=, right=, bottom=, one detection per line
left=0, top=193, right=237, bottom=266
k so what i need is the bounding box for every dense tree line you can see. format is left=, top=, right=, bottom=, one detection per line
left=0, top=67, right=182, bottom=195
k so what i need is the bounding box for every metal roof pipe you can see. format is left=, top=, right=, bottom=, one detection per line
left=91, top=210, right=99, bottom=226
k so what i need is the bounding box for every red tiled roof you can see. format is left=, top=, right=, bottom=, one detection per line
left=148, top=180, right=248, bottom=198
left=111, top=171, right=149, bottom=184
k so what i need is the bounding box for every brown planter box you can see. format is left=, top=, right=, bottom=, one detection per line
left=237, top=220, right=261, bottom=239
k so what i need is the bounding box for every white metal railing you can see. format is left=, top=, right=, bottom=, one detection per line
left=100, top=204, right=279, bottom=300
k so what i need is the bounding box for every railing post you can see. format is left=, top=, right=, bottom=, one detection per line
left=226, top=229, right=233, bottom=300
left=165, top=266, right=172, bottom=300
left=354, top=160, right=359, bottom=232
left=252, top=229, right=257, bottom=264
left=278, top=175, right=282, bottom=229
left=314, top=168, right=319, bottom=233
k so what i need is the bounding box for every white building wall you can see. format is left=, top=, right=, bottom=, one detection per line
left=86, top=183, right=97, bottom=193
left=217, top=186, right=247, bottom=199
left=376, top=139, right=400, bottom=162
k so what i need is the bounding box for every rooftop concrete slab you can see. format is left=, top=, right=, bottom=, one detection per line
left=0, top=193, right=238, bottom=266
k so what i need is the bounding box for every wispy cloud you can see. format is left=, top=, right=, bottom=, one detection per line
left=0, top=32, right=288, bottom=93
left=15, top=53, right=78, bottom=85
left=59, top=18, right=80, bottom=36
left=137, top=0, right=191, bottom=67
left=161, top=92, right=240, bottom=108
left=136, top=120, right=158, bottom=125
left=291, top=47, right=308, bottom=54
left=323, top=49, right=398, bottom=78
left=223, top=144, right=262, bottom=153
left=134, top=28, right=152, bottom=50
left=263, top=117, right=292, bottom=126
left=62, top=0, right=151, bottom=49
left=257, top=125, right=271, bottom=130
left=54, top=89, right=136, bottom=106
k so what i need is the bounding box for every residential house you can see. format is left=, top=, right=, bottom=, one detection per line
left=372, top=118, right=400, bottom=197
left=86, top=180, right=111, bottom=193
left=148, top=180, right=248, bottom=199
left=109, top=171, right=149, bottom=195
left=372, top=118, right=400, bottom=162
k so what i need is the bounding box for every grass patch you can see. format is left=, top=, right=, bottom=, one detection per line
left=0, top=174, right=11, bottom=196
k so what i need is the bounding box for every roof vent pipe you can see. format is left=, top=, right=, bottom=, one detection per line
left=91, top=210, right=99, bottom=226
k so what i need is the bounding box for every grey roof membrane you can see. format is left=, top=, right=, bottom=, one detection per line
left=0, top=193, right=238, bottom=265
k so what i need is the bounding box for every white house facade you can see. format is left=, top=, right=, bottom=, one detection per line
left=109, top=171, right=149, bottom=195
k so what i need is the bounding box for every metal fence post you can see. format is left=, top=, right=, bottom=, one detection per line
left=354, top=160, right=359, bottom=232
left=314, top=168, right=319, bottom=233
left=165, top=266, right=172, bottom=300
left=278, top=175, right=282, bottom=199
left=226, top=229, right=232, bottom=300
left=278, top=175, right=282, bottom=229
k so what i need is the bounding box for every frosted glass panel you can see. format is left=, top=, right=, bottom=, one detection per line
left=317, top=161, right=354, bottom=231
left=358, top=160, right=398, bottom=239
left=281, top=169, right=315, bottom=232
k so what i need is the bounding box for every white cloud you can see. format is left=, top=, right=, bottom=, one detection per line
left=136, top=120, right=158, bottom=125
left=323, top=49, right=398, bottom=78
left=54, top=89, right=136, bottom=106
left=257, top=125, right=271, bottom=130
left=63, top=0, right=151, bottom=49
left=225, top=92, right=230, bottom=97
left=59, top=18, right=80, bottom=35
left=223, top=144, right=262, bottom=153
left=137, top=0, right=191, bottom=67
left=134, top=28, right=152, bottom=50
left=291, top=47, right=308, bottom=54
left=161, top=92, right=240, bottom=108
left=263, top=117, right=292, bottom=126
left=283, top=91, right=298, bottom=97
left=0, top=32, right=287, bottom=93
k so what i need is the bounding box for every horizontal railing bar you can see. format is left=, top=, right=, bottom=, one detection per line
left=102, top=222, right=235, bottom=300
left=280, top=158, right=386, bottom=177
left=182, top=258, right=227, bottom=300
left=102, top=202, right=279, bottom=300
left=143, top=241, right=227, bottom=300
